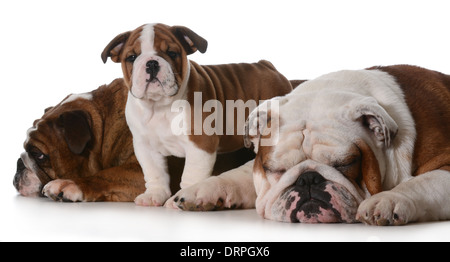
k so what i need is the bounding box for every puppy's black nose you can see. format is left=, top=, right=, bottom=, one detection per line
left=146, top=60, right=160, bottom=78
left=295, top=171, right=325, bottom=187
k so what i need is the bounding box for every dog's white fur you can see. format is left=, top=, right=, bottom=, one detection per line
left=244, top=68, right=450, bottom=224
left=172, top=67, right=450, bottom=224
left=126, top=24, right=216, bottom=206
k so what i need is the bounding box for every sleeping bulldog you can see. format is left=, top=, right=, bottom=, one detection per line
left=169, top=65, right=450, bottom=225
left=244, top=65, right=450, bottom=225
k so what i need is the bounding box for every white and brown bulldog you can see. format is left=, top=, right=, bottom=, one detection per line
left=101, top=23, right=293, bottom=207
left=13, top=79, right=146, bottom=201
left=243, top=65, right=450, bottom=225
left=14, top=78, right=254, bottom=203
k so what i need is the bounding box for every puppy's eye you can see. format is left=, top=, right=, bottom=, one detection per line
left=126, top=55, right=137, bottom=63
left=167, top=51, right=178, bottom=59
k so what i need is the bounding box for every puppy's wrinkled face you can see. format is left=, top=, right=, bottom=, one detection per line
left=248, top=91, right=395, bottom=223
left=102, top=23, right=207, bottom=102
left=120, top=24, right=185, bottom=100
left=14, top=96, right=93, bottom=197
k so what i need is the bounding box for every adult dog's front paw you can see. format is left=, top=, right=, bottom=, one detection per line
left=356, top=191, right=416, bottom=226
left=42, top=179, right=83, bottom=202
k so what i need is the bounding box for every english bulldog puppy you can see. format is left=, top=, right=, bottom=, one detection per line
left=14, top=79, right=146, bottom=202
left=244, top=65, right=450, bottom=225
left=101, top=23, right=293, bottom=206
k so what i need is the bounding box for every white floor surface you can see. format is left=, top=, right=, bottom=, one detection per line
left=2, top=189, right=450, bottom=242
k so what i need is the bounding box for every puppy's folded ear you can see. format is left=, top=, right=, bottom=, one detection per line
left=350, top=97, right=398, bottom=148
left=101, top=31, right=131, bottom=63
left=171, top=26, right=208, bottom=55
left=57, top=111, right=92, bottom=155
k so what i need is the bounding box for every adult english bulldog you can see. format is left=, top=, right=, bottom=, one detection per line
left=14, top=78, right=255, bottom=204
left=13, top=79, right=146, bottom=201
left=243, top=65, right=450, bottom=225
left=101, top=23, right=293, bottom=206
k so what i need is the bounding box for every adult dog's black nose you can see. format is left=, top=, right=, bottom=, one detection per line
left=146, top=60, right=160, bottom=79
left=295, top=171, right=326, bottom=187
left=13, top=158, right=26, bottom=190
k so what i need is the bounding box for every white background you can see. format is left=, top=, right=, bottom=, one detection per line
left=1, top=0, right=450, bottom=242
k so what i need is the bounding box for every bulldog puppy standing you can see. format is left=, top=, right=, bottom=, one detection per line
left=101, top=23, right=293, bottom=206
left=244, top=65, right=450, bottom=225
left=14, top=79, right=146, bottom=202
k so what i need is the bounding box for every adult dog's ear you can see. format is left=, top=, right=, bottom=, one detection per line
left=350, top=97, right=398, bottom=148
left=244, top=99, right=280, bottom=152
left=171, top=26, right=208, bottom=55
left=244, top=109, right=269, bottom=152
left=354, top=139, right=383, bottom=195
left=101, top=31, right=131, bottom=63
left=57, top=110, right=92, bottom=155
left=44, top=106, right=54, bottom=113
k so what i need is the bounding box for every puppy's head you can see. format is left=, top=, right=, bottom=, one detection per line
left=245, top=90, right=398, bottom=223
left=14, top=96, right=94, bottom=197
left=101, top=23, right=207, bottom=102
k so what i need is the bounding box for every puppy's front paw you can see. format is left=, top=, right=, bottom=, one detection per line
left=42, top=179, right=83, bottom=202
left=134, top=187, right=171, bottom=206
left=165, top=177, right=241, bottom=211
left=356, top=191, right=415, bottom=226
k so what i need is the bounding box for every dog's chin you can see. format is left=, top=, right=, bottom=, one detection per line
left=269, top=182, right=359, bottom=223
left=131, top=81, right=179, bottom=101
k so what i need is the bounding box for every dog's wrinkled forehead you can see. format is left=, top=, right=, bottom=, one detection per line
left=139, top=24, right=155, bottom=54
left=265, top=120, right=357, bottom=171
left=260, top=92, right=366, bottom=171
left=122, top=25, right=154, bottom=56
left=265, top=122, right=306, bottom=171
left=124, top=24, right=184, bottom=57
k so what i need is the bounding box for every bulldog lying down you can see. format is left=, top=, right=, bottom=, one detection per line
left=13, top=78, right=254, bottom=204
left=13, top=79, right=145, bottom=201
left=179, top=65, right=450, bottom=225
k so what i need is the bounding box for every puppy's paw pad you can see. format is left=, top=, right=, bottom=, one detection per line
left=42, top=179, right=83, bottom=202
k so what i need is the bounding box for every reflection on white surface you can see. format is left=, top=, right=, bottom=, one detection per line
left=2, top=194, right=450, bottom=242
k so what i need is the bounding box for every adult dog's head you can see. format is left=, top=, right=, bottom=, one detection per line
left=14, top=104, right=94, bottom=197
left=13, top=79, right=129, bottom=198
left=244, top=69, right=410, bottom=223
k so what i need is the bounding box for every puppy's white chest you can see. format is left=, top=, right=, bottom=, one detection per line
left=125, top=97, right=188, bottom=157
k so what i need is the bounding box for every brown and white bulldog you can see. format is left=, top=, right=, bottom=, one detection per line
left=101, top=23, right=293, bottom=207
left=13, top=79, right=146, bottom=202
left=13, top=78, right=255, bottom=204
left=242, top=65, right=450, bottom=225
